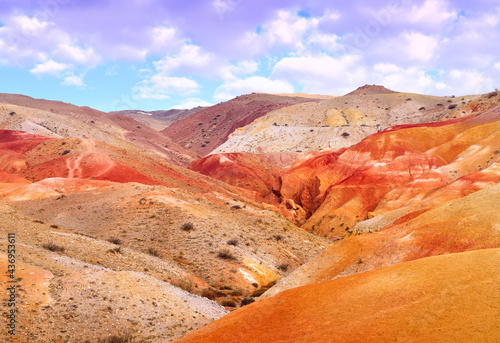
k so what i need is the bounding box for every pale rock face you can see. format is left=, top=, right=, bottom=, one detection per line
left=212, top=91, right=482, bottom=155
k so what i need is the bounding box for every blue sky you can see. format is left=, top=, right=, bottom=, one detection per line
left=0, top=0, right=499, bottom=111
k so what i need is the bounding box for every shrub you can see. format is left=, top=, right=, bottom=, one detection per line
left=231, top=205, right=242, bottom=210
left=170, top=278, right=195, bottom=293
left=42, top=243, right=65, bottom=252
left=61, top=150, right=70, bottom=155
left=277, top=263, right=289, bottom=272
left=230, top=289, right=243, bottom=296
left=147, top=247, right=160, bottom=257
left=241, top=297, right=255, bottom=306
left=221, top=299, right=237, bottom=307
left=227, top=238, right=238, bottom=246
left=50, top=224, right=59, bottom=229
left=108, top=247, right=122, bottom=254
left=341, top=132, right=350, bottom=137
left=448, top=104, right=457, bottom=109
left=419, top=107, right=426, bottom=111
left=97, top=332, right=135, bottom=343
left=251, top=288, right=267, bottom=297
left=273, top=235, right=284, bottom=242
left=217, top=248, right=235, bottom=260
left=107, top=237, right=122, bottom=245
left=181, top=222, right=194, bottom=232
left=201, top=288, right=217, bottom=300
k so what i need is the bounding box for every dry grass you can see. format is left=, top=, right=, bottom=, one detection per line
left=227, top=238, right=238, bottom=246
left=97, top=332, right=136, bottom=343
left=277, top=263, right=289, bottom=272
left=108, top=247, right=122, bottom=254
left=147, top=247, right=161, bottom=257
left=181, top=222, right=195, bottom=232
left=107, top=237, right=122, bottom=245
left=217, top=248, right=236, bottom=260
left=42, top=242, right=65, bottom=253
left=169, top=277, right=195, bottom=293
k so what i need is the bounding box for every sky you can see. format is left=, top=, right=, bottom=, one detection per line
left=0, top=0, right=499, bottom=112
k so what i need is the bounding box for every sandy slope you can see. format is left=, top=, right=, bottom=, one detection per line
left=174, top=247, right=500, bottom=343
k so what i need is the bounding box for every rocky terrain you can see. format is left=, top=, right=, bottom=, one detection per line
left=1, top=87, right=500, bottom=342
left=161, top=93, right=321, bottom=157
left=178, top=89, right=500, bottom=342
left=212, top=86, right=482, bottom=155
left=113, top=108, right=206, bottom=131
left=0, top=94, right=195, bottom=166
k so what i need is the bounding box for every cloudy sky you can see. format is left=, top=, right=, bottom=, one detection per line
left=0, top=0, right=499, bottom=111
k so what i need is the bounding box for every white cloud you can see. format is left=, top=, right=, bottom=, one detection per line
left=154, top=44, right=214, bottom=75
left=495, top=62, right=500, bottom=71
left=212, top=0, right=240, bottom=19
left=271, top=54, right=366, bottom=95
left=62, top=75, right=85, bottom=87
left=134, top=76, right=200, bottom=100
left=149, top=25, right=181, bottom=53
left=171, top=98, right=213, bottom=109
left=30, top=59, right=70, bottom=76
left=239, top=10, right=337, bottom=56
left=0, top=14, right=102, bottom=68
left=307, top=33, right=342, bottom=52
left=402, top=0, right=457, bottom=28
left=214, top=76, right=294, bottom=101
left=371, top=64, right=438, bottom=93
left=402, top=32, right=439, bottom=62
left=53, top=43, right=101, bottom=67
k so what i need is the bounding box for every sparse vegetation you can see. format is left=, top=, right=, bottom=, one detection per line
left=227, top=238, right=238, bottom=246
left=231, top=205, right=242, bottom=210
left=97, top=332, right=136, bottom=343
left=221, top=299, right=237, bottom=307
left=108, top=247, right=122, bottom=254
left=42, top=242, right=65, bottom=252
left=241, top=297, right=255, bottom=306
left=181, top=222, right=195, bottom=232
left=217, top=248, right=235, bottom=260
left=147, top=247, right=161, bottom=257
left=107, top=237, right=122, bottom=245
left=277, top=263, right=290, bottom=272
left=169, top=277, right=195, bottom=293
left=274, top=235, right=284, bottom=242
left=201, top=288, right=217, bottom=300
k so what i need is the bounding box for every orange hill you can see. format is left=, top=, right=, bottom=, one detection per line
left=174, top=247, right=500, bottom=343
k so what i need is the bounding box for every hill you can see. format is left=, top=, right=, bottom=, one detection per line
left=0, top=93, right=195, bottom=166
left=211, top=91, right=484, bottom=155
left=174, top=247, right=500, bottom=343
left=161, top=93, right=322, bottom=157
left=112, top=107, right=205, bottom=131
